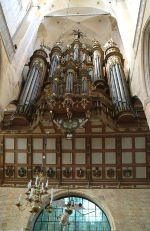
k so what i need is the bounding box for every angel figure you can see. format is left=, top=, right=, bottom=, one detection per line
left=52, top=199, right=84, bottom=230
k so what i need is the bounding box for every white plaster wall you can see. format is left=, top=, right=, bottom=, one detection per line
left=0, top=5, right=40, bottom=114
left=0, top=0, right=31, bottom=38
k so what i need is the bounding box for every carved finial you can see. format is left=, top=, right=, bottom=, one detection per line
left=54, top=38, right=63, bottom=48
left=92, top=38, right=99, bottom=45
left=72, top=28, right=86, bottom=39
left=40, top=33, right=46, bottom=50
left=104, top=38, right=117, bottom=49
left=67, top=40, right=72, bottom=49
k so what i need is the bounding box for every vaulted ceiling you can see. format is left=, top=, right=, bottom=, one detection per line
left=35, top=0, right=123, bottom=55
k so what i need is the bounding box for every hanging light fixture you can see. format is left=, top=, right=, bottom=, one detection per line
left=15, top=131, right=54, bottom=214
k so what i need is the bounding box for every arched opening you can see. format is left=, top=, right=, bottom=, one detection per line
left=33, top=196, right=111, bottom=231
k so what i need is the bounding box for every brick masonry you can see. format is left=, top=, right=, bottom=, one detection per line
left=0, top=188, right=150, bottom=231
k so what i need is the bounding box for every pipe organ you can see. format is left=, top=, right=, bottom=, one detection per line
left=1, top=30, right=148, bottom=188
left=2, top=30, right=146, bottom=132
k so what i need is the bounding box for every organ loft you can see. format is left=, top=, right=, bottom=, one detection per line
left=2, top=29, right=146, bottom=138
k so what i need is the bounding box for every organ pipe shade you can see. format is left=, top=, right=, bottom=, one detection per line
left=110, top=63, right=131, bottom=112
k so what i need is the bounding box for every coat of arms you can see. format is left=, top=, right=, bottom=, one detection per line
left=93, top=167, right=101, bottom=178
left=107, top=168, right=115, bottom=178
left=34, top=166, right=42, bottom=175
left=18, top=167, right=26, bottom=177
left=123, top=167, right=132, bottom=178
left=63, top=169, right=71, bottom=178
left=5, top=165, right=14, bottom=177
left=47, top=168, right=55, bottom=178
left=77, top=168, right=84, bottom=178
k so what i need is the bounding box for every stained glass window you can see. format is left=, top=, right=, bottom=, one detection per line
left=33, top=196, right=111, bottom=231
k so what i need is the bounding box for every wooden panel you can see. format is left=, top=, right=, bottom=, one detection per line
left=75, top=153, right=85, bottom=164
left=5, top=138, right=14, bottom=149
left=33, top=138, right=43, bottom=149
left=135, top=152, right=146, bottom=163
left=105, top=152, right=116, bottom=164
left=136, top=167, right=146, bottom=178
left=47, top=138, right=56, bottom=149
left=17, top=152, right=27, bottom=164
left=92, top=128, right=102, bottom=132
left=46, top=153, right=56, bottom=164
left=135, top=137, right=145, bottom=149
left=62, top=153, right=72, bottom=164
left=122, top=152, right=132, bottom=164
left=105, top=138, right=115, bottom=149
left=122, top=137, right=132, bottom=149
left=33, top=153, right=42, bottom=164
left=75, top=138, right=85, bottom=149
left=62, top=138, right=72, bottom=150
left=5, top=152, right=14, bottom=163
left=105, top=126, right=115, bottom=132
left=92, top=152, right=102, bottom=164
left=17, top=138, right=27, bottom=149
left=91, top=138, right=102, bottom=149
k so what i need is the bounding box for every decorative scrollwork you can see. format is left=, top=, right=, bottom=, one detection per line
left=107, top=56, right=122, bottom=69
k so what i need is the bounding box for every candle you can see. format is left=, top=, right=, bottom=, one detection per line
left=46, top=179, right=48, bottom=187
left=28, top=180, right=32, bottom=189
left=29, top=188, right=33, bottom=198
left=50, top=188, right=53, bottom=204
left=18, top=194, right=21, bottom=202
left=35, top=176, right=38, bottom=186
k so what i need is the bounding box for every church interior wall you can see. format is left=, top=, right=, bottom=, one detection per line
left=0, top=1, right=150, bottom=231
left=0, top=187, right=150, bottom=231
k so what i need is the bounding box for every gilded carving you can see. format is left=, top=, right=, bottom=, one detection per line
left=105, top=38, right=117, bottom=49
left=107, top=56, right=122, bottom=69
left=31, top=58, right=44, bottom=74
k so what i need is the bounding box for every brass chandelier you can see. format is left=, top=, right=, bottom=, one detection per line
left=15, top=133, right=53, bottom=214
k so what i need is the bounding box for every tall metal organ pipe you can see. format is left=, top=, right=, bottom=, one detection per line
left=105, top=39, right=131, bottom=113
left=16, top=48, right=48, bottom=116
left=17, top=67, right=36, bottom=113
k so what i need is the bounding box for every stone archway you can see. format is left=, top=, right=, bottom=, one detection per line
left=29, top=189, right=116, bottom=231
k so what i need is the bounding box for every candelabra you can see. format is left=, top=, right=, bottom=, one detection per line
left=15, top=131, right=53, bottom=214
left=15, top=172, right=53, bottom=214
